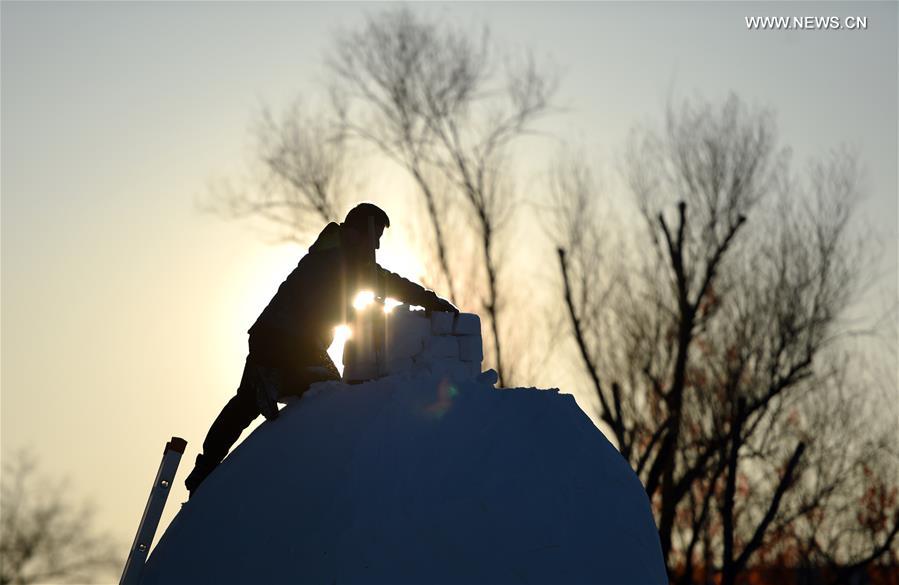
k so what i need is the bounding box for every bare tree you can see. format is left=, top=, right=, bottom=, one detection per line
left=203, top=7, right=555, bottom=386
left=783, top=372, right=899, bottom=583
left=0, top=452, right=121, bottom=585
left=204, top=98, right=349, bottom=242
left=327, top=7, right=466, bottom=302
left=328, top=6, right=556, bottom=385
left=551, top=94, right=898, bottom=581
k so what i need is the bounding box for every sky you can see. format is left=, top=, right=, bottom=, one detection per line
left=2, top=0, right=896, bottom=562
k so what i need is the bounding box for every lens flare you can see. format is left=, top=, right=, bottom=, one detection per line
left=353, top=290, right=375, bottom=310
left=383, top=297, right=402, bottom=313
left=424, top=378, right=459, bottom=419
left=334, top=324, right=352, bottom=340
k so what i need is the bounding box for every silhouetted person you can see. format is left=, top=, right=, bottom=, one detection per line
left=185, top=203, right=457, bottom=497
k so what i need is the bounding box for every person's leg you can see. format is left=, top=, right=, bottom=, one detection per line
left=185, top=360, right=260, bottom=496
left=201, top=385, right=259, bottom=463
left=279, top=347, right=341, bottom=398
left=305, top=348, right=341, bottom=382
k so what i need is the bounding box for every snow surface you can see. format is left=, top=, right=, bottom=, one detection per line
left=142, top=371, right=666, bottom=584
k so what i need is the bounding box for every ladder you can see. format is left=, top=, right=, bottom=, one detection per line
left=120, top=437, right=187, bottom=585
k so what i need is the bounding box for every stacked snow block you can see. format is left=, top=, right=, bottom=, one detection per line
left=342, top=304, right=483, bottom=384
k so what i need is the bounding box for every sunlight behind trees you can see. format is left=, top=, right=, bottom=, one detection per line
left=201, top=7, right=897, bottom=578
left=3, top=3, right=895, bottom=584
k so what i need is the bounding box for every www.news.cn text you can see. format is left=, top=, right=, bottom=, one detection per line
left=745, top=16, right=868, bottom=31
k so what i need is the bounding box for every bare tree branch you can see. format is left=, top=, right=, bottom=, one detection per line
left=0, top=452, right=121, bottom=585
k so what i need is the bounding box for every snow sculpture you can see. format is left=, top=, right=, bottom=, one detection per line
left=140, top=307, right=668, bottom=584
left=141, top=373, right=668, bottom=584
left=343, top=305, right=482, bottom=384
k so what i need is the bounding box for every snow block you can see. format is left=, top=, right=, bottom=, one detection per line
left=453, top=312, right=481, bottom=336
left=385, top=357, right=413, bottom=375
left=341, top=339, right=362, bottom=367
left=343, top=320, right=381, bottom=364
left=457, top=335, right=483, bottom=362
left=430, top=311, right=454, bottom=335
left=388, top=308, right=430, bottom=339
left=344, top=305, right=485, bottom=393
left=429, top=358, right=477, bottom=382
left=411, top=361, right=432, bottom=377
left=423, top=335, right=459, bottom=359
left=384, top=328, right=425, bottom=362
left=476, top=368, right=499, bottom=386
left=342, top=360, right=378, bottom=383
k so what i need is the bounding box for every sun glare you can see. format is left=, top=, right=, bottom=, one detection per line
left=353, top=290, right=375, bottom=310
left=327, top=324, right=353, bottom=376
left=244, top=236, right=429, bottom=379
left=377, top=240, right=425, bottom=283
left=334, top=324, right=352, bottom=340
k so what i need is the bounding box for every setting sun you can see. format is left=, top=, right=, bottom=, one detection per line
left=237, top=238, right=428, bottom=366
left=239, top=241, right=429, bottom=378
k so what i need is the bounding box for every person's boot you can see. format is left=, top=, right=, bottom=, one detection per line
left=184, top=453, right=218, bottom=498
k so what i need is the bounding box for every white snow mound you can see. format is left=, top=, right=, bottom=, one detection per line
left=141, top=374, right=667, bottom=584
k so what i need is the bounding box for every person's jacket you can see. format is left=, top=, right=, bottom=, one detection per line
left=248, top=222, right=444, bottom=351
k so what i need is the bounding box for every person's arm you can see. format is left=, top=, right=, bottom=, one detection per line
left=378, top=266, right=458, bottom=313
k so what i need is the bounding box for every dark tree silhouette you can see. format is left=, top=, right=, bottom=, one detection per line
left=0, top=452, right=121, bottom=585
left=550, top=94, right=898, bottom=582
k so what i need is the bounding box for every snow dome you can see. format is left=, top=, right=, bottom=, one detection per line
left=140, top=309, right=667, bottom=584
